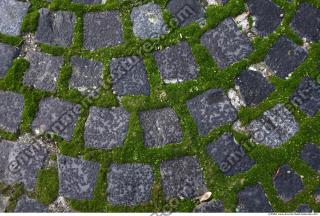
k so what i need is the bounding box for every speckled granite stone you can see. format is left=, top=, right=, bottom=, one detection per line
left=15, top=196, right=48, bottom=212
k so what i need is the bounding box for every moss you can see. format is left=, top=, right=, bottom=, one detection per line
left=35, top=168, right=59, bottom=205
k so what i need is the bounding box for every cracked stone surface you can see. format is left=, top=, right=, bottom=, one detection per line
left=84, top=11, right=123, bottom=50
left=70, top=56, right=103, bottom=95
left=295, top=204, right=313, bottom=213
left=187, top=89, right=237, bottom=135
left=193, top=200, right=224, bottom=212
left=235, top=70, right=275, bottom=106
left=291, top=3, right=320, bottom=42
left=160, top=156, right=207, bottom=200
left=247, top=0, right=283, bottom=36
left=131, top=3, right=167, bottom=39
left=167, top=0, right=205, bottom=27
left=247, top=104, right=299, bottom=147
left=110, top=56, right=150, bottom=96
left=24, top=51, right=64, bottom=92
left=57, top=155, right=100, bottom=200
left=291, top=77, right=320, bottom=116
left=237, top=184, right=273, bottom=212
left=31, top=97, right=81, bottom=141
left=0, top=140, right=47, bottom=191
left=273, top=165, right=303, bottom=202
left=84, top=106, right=130, bottom=150
left=154, top=41, right=199, bottom=83
left=0, top=91, right=24, bottom=133
left=0, top=43, right=19, bottom=79
left=0, top=0, right=30, bottom=36
left=207, top=133, right=255, bottom=176
left=300, top=143, right=320, bottom=173
left=200, top=18, right=253, bottom=68
left=264, top=36, right=307, bottom=79
left=139, top=108, right=183, bottom=148
left=35, top=9, right=76, bottom=47
left=107, top=163, right=153, bottom=206
left=15, top=195, right=48, bottom=212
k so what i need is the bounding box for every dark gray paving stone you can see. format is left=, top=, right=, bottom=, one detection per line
left=160, top=156, right=207, bottom=200
left=0, top=43, right=19, bottom=79
left=107, top=163, right=153, bottom=206
left=265, top=36, right=307, bottom=79
left=139, top=108, right=183, bottom=148
left=193, top=200, right=224, bottom=212
left=84, top=11, right=123, bottom=50
left=291, top=3, right=320, bottom=42
left=31, top=97, right=81, bottom=141
left=301, top=143, right=320, bottom=173
left=24, top=51, right=64, bottom=92
left=35, top=8, right=76, bottom=47
left=236, top=70, right=275, bottom=106
left=315, top=186, right=320, bottom=203
left=247, top=0, right=282, bottom=36
left=70, top=56, right=103, bottom=95
left=58, top=155, right=100, bottom=200
left=207, top=133, right=255, bottom=176
left=273, top=165, right=303, bottom=202
left=0, top=0, right=30, bottom=36
left=237, top=184, right=273, bottom=212
left=295, top=204, right=313, bottom=213
left=0, top=91, right=24, bottom=133
left=154, top=41, right=199, bottom=83
left=247, top=104, right=299, bottom=147
left=167, top=0, right=205, bottom=27
left=291, top=77, right=320, bottom=116
left=84, top=106, right=130, bottom=150
left=200, top=18, right=253, bottom=68
left=187, top=89, right=237, bottom=135
left=109, top=56, right=150, bottom=96
left=15, top=196, right=48, bottom=212
left=72, top=0, right=102, bottom=4
left=0, top=140, right=47, bottom=191
left=131, top=3, right=167, bottom=39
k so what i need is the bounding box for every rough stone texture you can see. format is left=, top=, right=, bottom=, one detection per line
left=84, top=106, right=130, bottom=150
left=207, top=133, right=255, bottom=176
left=291, top=77, right=320, bottom=116
left=0, top=91, right=24, bottom=133
left=167, top=0, right=205, bottom=27
left=57, top=155, right=100, bottom=200
left=109, top=56, right=150, bottom=96
left=300, top=143, right=320, bottom=173
left=0, top=0, right=30, bottom=36
left=291, top=3, right=320, bottom=42
left=72, top=0, right=102, bottom=4
left=70, top=56, right=103, bottom=95
left=235, top=70, right=275, bottom=106
left=35, top=8, right=76, bottom=47
left=15, top=196, right=48, bottom=212
left=247, top=0, right=282, bottom=36
left=24, top=51, right=64, bottom=92
left=154, top=41, right=199, bottom=83
left=295, top=204, right=313, bottom=213
left=0, top=43, right=19, bottom=79
left=139, top=108, right=183, bottom=148
left=31, top=97, right=81, bottom=141
left=200, top=18, right=253, bottom=68
left=84, top=11, right=123, bottom=50
left=160, top=156, right=207, bottom=200
left=193, top=200, right=224, bottom=212
left=187, top=89, right=237, bottom=135
left=265, top=36, right=307, bottom=79
left=107, top=163, right=153, bottom=206
left=247, top=104, right=299, bottom=147
left=0, top=194, right=9, bottom=212
left=273, top=165, right=303, bottom=202
left=131, top=3, right=167, bottom=39
left=0, top=140, right=47, bottom=191
left=237, top=184, right=273, bottom=212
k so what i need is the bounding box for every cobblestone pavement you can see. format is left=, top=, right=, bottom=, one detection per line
left=0, top=0, right=320, bottom=213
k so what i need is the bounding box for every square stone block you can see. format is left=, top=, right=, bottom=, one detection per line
left=0, top=43, right=19, bottom=79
